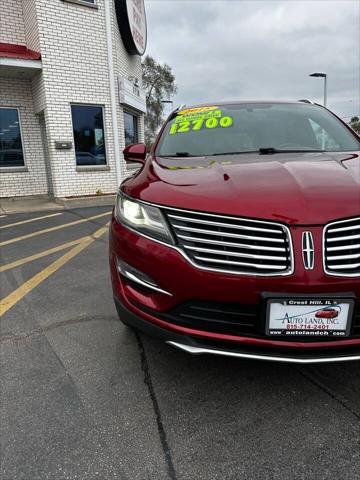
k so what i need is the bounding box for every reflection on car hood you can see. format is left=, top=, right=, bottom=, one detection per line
left=122, top=152, right=360, bottom=225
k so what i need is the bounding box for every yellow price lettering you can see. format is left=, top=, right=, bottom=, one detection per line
left=205, top=117, right=218, bottom=129
left=169, top=115, right=233, bottom=135
left=220, top=116, right=233, bottom=127
left=192, top=118, right=204, bottom=130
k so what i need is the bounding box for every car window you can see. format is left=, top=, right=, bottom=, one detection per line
left=156, top=103, right=359, bottom=157
left=308, top=118, right=341, bottom=150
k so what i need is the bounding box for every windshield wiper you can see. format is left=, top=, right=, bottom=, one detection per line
left=259, top=147, right=325, bottom=155
left=212, top=151, right=257, bottom=156
left=162, top=152, right=200, bottom=157
left=163, top=148, right=325, bottom=158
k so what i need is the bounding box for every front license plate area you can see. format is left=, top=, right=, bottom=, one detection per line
left=266, top=297, right=354, bottom=338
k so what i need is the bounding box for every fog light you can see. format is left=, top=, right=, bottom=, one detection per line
left=116, top=258, right=172, bottom=296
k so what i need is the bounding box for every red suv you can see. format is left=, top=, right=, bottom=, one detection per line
left=109, top=101, right=360, bottom=364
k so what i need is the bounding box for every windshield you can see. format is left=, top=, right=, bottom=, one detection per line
left=156, top=103, right=359, bottom=157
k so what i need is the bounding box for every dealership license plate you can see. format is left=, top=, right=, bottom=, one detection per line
left=266, top=298, right=354, bottom=338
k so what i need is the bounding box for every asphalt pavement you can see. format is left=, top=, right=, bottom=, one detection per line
left=1, top=206, right=359, bottom=480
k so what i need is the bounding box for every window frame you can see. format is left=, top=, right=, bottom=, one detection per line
left=61, top=0, right=98, bottom=9
left=0, top=106, right=27, bottom=171
left=70, top=103, right=108, bottom=169
left=124, top=109, right=139, bottom=147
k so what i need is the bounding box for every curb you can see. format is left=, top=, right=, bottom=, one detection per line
left=0, top=195, right=116, bottom=215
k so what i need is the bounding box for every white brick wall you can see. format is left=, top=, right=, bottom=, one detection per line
left=0, top=0, right=26, bottom=45
left=0, top=77, right=48, bottom=197
left=33, top=0, right=118, bottom=197
left=22, top=0, right=41, bottom=52
left=0, top=0, right=145, bottom=198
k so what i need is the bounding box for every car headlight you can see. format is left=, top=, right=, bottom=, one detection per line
left=115, top=194, right=173, bottom=244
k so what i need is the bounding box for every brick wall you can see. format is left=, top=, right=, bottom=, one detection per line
left=22, top=0, right=41, bottom=52
left=0, top=0, right=26, bottom=45
left=0, top=77, right=48, bottom=197
left=32, top=0, right=146, bottom=197
left=1, top=0, right=145, bottom=198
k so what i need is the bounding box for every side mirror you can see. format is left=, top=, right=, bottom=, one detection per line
left=123, top=143, right=147, bottom=164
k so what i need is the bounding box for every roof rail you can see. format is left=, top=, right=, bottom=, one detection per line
left=298, top=99, right=313, bottom=104
left=171, top=104, right=186, bottom=114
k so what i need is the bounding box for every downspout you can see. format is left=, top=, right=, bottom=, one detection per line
left=104, top=0, right=122, bottom=186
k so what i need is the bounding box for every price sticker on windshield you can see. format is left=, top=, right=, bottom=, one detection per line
left=169, top=110, right=233, bottom=135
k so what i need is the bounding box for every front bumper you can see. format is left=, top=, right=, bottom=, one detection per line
left=114, top=298, right=360, bottom=364
left=110, top=218, right=360, bottom=363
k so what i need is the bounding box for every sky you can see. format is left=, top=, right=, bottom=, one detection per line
left=144, top=0, right=360, bottom=121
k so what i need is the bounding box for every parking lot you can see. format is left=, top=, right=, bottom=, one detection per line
left=0, top=206, right=359, bottom=480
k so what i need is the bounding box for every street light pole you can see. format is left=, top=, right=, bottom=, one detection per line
left=309, top=72, right=327, bottom=107
left=323, top=74, right=327, bottom=107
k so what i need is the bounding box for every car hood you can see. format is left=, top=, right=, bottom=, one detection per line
left=122, top=152, right=360, bottom=225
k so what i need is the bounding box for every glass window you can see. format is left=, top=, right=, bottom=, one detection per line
left=124, top=111, right=139, bottom=146
left=63, top=0, right=97, bottom=7
left=156, top=103, right=359, bottom=157
left=0, top=108, right=25, bottom=167
left=71, top=105, right=106, bottom=166
left=308, top=118, right=341, bottom=150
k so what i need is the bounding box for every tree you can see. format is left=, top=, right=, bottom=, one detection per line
left=142, top=55, right=177, bottom=148
left=349, top=116, right=360, bottom=134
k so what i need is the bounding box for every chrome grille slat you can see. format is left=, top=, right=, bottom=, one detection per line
left=164, top=208, right=293, bottom=276
left=177, top=234, right=285, bottom=252
left=326, top=243, right=360, bottom=252
left=185, top=245, right=288, bottom=261
left=326, top=253, right=360, bottom=261
left=326, top=263, right=360, bottom=270
left=167, top=213, right=281, bottom=234
left=327, top=233, right=360, bottom=243
left=170, top=224, right=285, bottom=243
left=193, top=256, right=287, bottom=270
left=327, top=224, right=360, bottom=234
left=324, top=217, right=360, bottom=277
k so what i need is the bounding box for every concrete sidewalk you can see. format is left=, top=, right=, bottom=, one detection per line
left=0, top=195, right=116, bottom=215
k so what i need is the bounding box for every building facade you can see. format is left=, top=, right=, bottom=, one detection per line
left=0, top=0, right=147, bottom=200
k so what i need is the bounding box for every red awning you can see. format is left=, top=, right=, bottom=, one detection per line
left=0, top=43, right=41, bottom=60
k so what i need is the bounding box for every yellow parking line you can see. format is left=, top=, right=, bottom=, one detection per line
left=0, top=212, right=63, bottom=230
left=0, top=223, right=109, bottom=317
left=0, top=238, right=84, bottom=273
left=0, top=211, right=111, bottom=247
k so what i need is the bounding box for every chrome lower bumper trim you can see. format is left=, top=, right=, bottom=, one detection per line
left=116, top=257, right=172, bottom=296
left=167, top=341, right=360, bottom=364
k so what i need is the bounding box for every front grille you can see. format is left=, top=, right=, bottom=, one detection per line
left=166, top=301, right=258, bottom=336
left=355, top=308, right=360, bottom=336
left=147, top=300, right=360, bottom=340
left=324, top=217, right=360, bottom=276
left=164, top=208, right=293, bottom=275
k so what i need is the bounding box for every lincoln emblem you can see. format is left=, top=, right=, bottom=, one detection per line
left=302, top=231, right=315, bottom=270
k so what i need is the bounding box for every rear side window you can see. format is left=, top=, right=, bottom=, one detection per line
left=156, top=103, right=359, bottom=157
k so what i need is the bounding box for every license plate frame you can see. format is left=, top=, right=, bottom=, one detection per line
left=263, top=294, right=355, bottom=339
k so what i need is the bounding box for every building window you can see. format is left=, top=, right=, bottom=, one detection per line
left=124, top=111, right=139, bottom=146
left=0, top=108, right=25, bottom=168
left=62, top=0, right=97, bottom=7
left=71, top=105, right=106, bottom=166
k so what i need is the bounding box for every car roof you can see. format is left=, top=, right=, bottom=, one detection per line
left=177, top=100, right=317, bottom=109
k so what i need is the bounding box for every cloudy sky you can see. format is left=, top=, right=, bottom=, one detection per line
left=145, top=0, right=359, bottom=121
